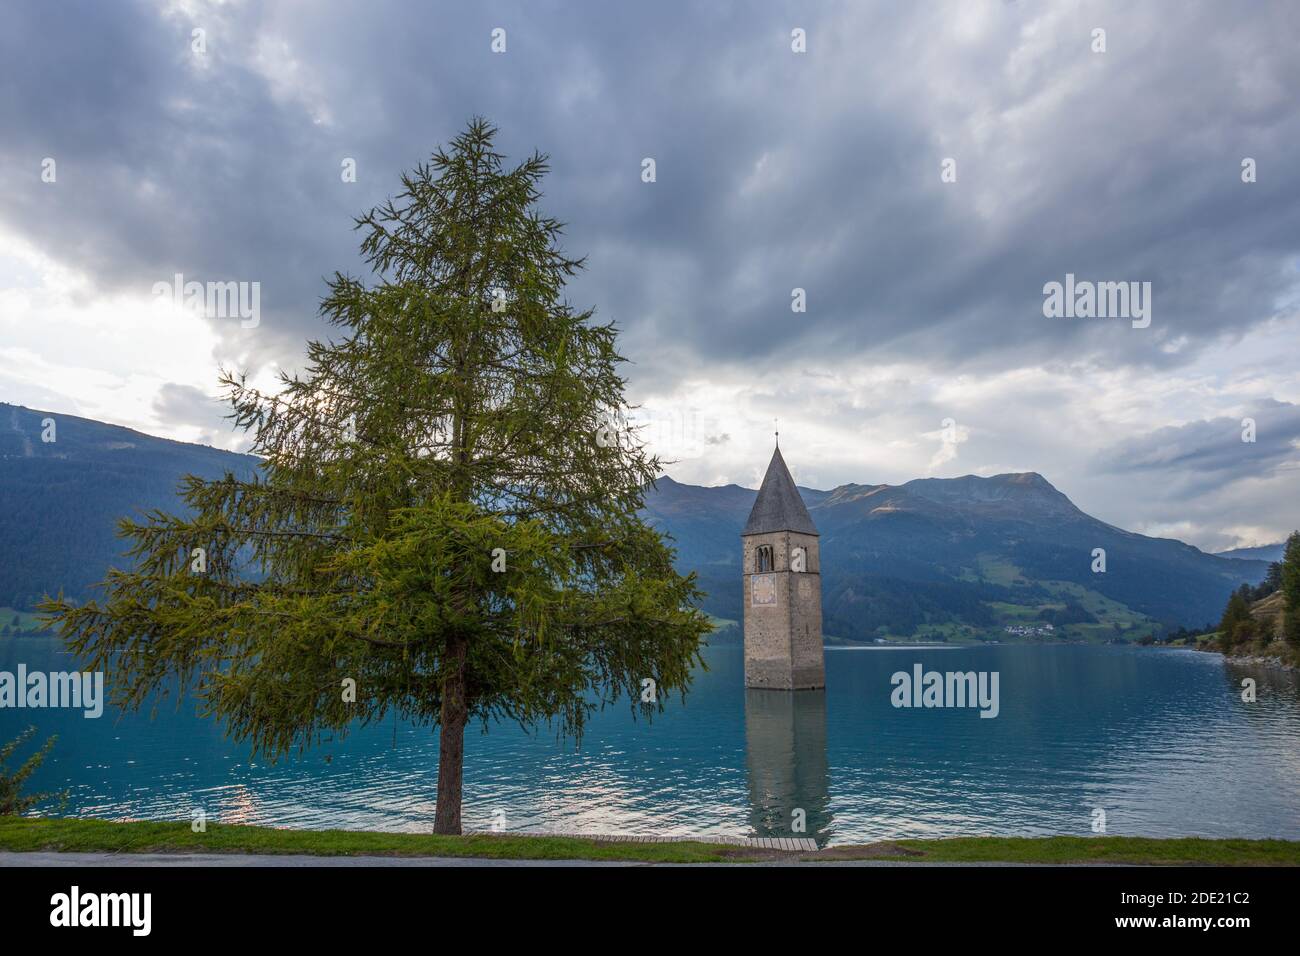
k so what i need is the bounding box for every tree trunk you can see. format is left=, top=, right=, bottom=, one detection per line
left=433, top=635, right=469, bottom=834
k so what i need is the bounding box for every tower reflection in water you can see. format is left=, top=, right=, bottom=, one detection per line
left=744, top=688, right=833, bottom=846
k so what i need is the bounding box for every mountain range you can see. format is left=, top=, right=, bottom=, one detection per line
left=0, top=402, right=1271, bottom=642
left=1215, top=543, right=1287, bottom=563
left=641, top=472, right=1271, bottom=642
left=0, top=403, right=257, bottom=609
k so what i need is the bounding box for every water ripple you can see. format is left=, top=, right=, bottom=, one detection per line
left=3, top=640, right=1299, bottom=844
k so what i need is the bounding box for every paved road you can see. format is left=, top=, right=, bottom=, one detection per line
left=0, top=851, right=1046, bottom=867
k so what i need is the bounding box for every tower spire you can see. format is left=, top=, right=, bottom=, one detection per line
left=742, top=444, right=817, bottom=536
left=740, top=442, right=825, bottom=691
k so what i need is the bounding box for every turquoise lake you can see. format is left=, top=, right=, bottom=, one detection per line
left=2, top=639, right=1298, bottom=846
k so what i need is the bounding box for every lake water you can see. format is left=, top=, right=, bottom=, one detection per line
left=2, top=638, right=1298, bottom=846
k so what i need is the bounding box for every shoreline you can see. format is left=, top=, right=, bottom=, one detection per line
left=1219, top=652, right=1300, bottom=673
left=1193, top=643, right=1300, bottom=673
left=2, top=818, right=1297, bottom=866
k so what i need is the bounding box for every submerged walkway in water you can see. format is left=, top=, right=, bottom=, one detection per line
left=463, top=831, right=819, bottom=852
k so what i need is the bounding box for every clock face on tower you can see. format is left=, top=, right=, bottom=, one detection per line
left=741, top=446, right=826, bottom=690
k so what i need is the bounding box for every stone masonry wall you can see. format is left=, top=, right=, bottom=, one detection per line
left=742, top=531, right=825, bottom=690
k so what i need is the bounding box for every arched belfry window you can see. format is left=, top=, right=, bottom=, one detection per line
left=754, top=545, right=774, bottom=573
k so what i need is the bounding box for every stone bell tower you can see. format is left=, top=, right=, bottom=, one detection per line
left=741, top=443, right=825, bottom=690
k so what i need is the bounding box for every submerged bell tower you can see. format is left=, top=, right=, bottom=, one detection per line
left=741, top=442, right=825, bottom=690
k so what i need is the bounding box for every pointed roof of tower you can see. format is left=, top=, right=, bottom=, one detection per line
left=743, top=445, right=818, bottom=536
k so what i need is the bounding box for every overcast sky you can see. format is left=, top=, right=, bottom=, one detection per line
left=1, top=0, right=1298, bottom=552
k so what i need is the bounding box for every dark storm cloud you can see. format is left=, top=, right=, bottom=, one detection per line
left=2, top=0, right=1298, bottom=384
left=152, top=381, right=233, bottom=444
left=1097, top=399, right=1300, bottom=489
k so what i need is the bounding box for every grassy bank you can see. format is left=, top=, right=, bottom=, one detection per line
left=1, top=817, right=1297, bottom=865
left=879, top=836, right=1300, bottom=866
left=0, top=818, right=737, bottom=863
